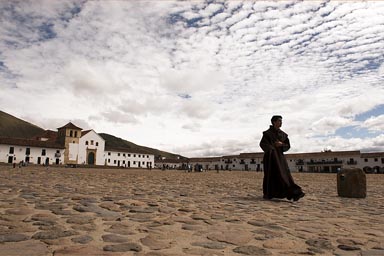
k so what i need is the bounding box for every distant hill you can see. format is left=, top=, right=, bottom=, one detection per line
left=0, top=111, right=45, bottom=138
left=99, top=133, right=186, bottom=160
left=0, top=110, right=184, bottom=160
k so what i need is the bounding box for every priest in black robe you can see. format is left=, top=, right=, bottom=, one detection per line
left=259, top=115, right=305, bottom=201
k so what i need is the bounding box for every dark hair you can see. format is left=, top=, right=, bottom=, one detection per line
left=271, top=115, right=282, bottom=124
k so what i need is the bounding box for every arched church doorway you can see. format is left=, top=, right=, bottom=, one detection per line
left=88, top=152, right=95, bottom=165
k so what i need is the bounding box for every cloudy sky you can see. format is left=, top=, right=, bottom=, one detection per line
left=1, top=0, right=384, bottom=157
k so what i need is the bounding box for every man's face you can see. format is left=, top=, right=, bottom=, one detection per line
left=273, top=118, right=282, bottom=129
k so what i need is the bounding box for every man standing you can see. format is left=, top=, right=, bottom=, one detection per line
left=259, top=115, right=305, bottom=201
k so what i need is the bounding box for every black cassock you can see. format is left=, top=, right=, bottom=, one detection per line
left=259, top=126, right=304, bottom=200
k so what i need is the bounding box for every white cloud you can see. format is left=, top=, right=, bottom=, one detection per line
left=362, top=115, right=384, bottom=132
left=1, top=0, right=383, bottom=157
left=182, top=122, right=201, bottom=133
left=372, top=134, right=384, bottom=148
left=312, top=116, right=352, bottom=136
left=378, top=63, right=384, bottom=77
left=159, top=67, right=225, bottom=95
left=98, top=110, right=139, bottom=125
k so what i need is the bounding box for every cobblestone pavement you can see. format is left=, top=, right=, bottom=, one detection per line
left=0, top=166, right=383, bottom=255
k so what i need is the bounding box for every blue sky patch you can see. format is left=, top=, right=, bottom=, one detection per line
left=334, top=125, right=380, bottom=139
left=167, top=13, right=185, bottom=25
left=178, top=94, right=192, bottom=99
left=38, top=22, right=57, bottom=40
left=355, top=104, right=384, bottom=122
left=186, top=17, right=203, bottom=28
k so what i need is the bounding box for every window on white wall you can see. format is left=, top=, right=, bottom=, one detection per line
left=96, top=142, right=99, bottom=146
left=86, top=141, right=88, bottom=145
left=91, top=140, right=94, bottom=145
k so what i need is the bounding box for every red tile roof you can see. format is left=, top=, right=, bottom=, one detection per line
left=222, top=155, right=240, bottom=159
left=361, top=152, right=384, bottom=158
left=286, top=150, right=361, bottom=159
left=155, top=159, right=185, bottom=163
left=81, top=130, right=92, bottom=136
left=0, top=137, right=64, bottom=149
left=239, top=153, right=264, bottom=159
left=188, top=157, right=221, bottom=162
left=104, top=146, right=150, bottom=155
left=33, top=130, right=58, bottom=141
left=57, top=122, right=82, bottom=130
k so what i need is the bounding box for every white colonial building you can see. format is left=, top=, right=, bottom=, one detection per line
left=0, top=122, right=154, bottom=169
left=0, top=137, right=65, bottom=165
left=105, top=149, right=154, bottom=169
left=77, top=130, right=106, bottom=166
left=155, top=150, right=384, bottom=173
left=189, top=157, right=222, bottom=171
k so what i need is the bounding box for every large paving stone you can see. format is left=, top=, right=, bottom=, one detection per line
left=306, top=238, right=334, bottom=250
left=233, top=245, right=272, bottom=255
left=207, top=231, right=252, bottom=245
left=71, top=235, right=93, bottom=244
left=182, top=247, right=224, bottom=256
left=32, top=229, right=78, bottom=240
left=0, top=233, right=29, bottom=242
left=66, top=215, right=96, bottom=225
left=253, top=229, right=284, bottom=240
left=263, top=238, right=301, bottom=249
left=103, top=243, right=142, bottom=252
left=30, top=213, right=58, bottom=222
left=102, top=234, right=128, bottom=243
left=0, top=240, right=51, bottom=256
left=73, top=202, right=122, bottom=220
left=99, top=202, right=121, bottom=212
left=191, top=241, right=227, bottom=249
left=140, top=235, right=173, bottom=250
left=5, top=208, right=34, bottom=215
left=361, top=250, right=384, bottom=256
left=54, top=245, right=124, bottom=256
left=105, top=225, right=136, bottom=235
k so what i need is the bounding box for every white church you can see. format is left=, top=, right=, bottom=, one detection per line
left=0, top=122, right=154, bottom=169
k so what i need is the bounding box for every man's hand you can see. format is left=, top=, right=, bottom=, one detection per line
left=274, top=141, right=284, bottom=147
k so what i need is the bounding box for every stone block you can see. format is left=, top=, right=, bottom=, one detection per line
left=337, top=168, right=366, bottom=198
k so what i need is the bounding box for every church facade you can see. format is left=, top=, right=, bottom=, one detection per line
left=0, top=122, right=154, bottom=168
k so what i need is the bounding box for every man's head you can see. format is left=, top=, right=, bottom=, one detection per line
left=271, top=115, right=282, bottom=128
